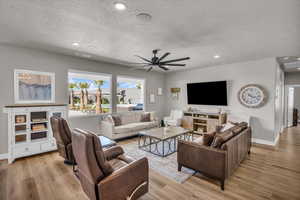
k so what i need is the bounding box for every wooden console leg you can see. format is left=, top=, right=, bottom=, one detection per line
left=221, top=180, right=225, bottom=190
left=178, top=164, right=182, bottom=172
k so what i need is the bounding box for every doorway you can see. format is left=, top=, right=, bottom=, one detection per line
left=285, top=85, right=300, bottom=127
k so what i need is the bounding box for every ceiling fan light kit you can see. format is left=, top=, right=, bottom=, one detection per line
left=131, top=49, right=190, bottom=72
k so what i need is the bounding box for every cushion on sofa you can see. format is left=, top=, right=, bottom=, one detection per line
left=112, top=115, right=122, bottom=126
left=203, top=131, right=216, bottom=146
left=114, top=121, right=157, bottom=134
left=140, top=113, right=151, bottom=122
left=211, top=131, right=234, bottom=148
left=194, top=131, right=216, bottom=146
left=121, top=112, right=142, bottom=124
left=105, top=115, right=115, bottom=125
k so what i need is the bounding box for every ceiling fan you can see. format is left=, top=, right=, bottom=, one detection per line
left=130, top=49, right=190, bottom=72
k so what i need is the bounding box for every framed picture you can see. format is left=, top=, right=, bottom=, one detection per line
left=14, top=69, right=55, bottom=103
left=158, top=88, right=163, bottom=96
left=149, top=94, right=155, bottom=104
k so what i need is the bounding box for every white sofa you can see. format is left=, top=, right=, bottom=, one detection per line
left=101, top=112, right=159, bottom=140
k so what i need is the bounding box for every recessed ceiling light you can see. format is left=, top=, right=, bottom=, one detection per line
left=72, top=42, right=79, bottom=47
left=214, top=55, right=220, bottom=59
left=114, top=2, right=127, bottom=10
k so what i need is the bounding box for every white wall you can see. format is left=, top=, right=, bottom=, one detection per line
left=165, top=58, right=277, bottom=142
left=0, top=44, right=166, bottom=154
left=274, top=63, right=285, bottom=139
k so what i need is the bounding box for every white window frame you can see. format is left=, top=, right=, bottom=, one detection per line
left=68, top=70, right=113, bottom=116
left=116, top=75, right=146, bottom=113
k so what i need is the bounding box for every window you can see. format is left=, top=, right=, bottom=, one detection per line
left=117, top=76, right=145, bottom=113
left=68, top=71, right=112, bottom=116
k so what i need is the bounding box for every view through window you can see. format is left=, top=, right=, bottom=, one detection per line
left=117, top=76, right=144, bottom=113
left=68, top=71, right=111, bottom=116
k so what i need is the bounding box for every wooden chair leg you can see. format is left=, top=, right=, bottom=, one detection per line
left=178, top=164, right=182, bottom=172
left=221, top=180, right=225, bottom=190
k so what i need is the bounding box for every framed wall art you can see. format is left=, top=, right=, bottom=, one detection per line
left=14, top=69, right=55, bottom=103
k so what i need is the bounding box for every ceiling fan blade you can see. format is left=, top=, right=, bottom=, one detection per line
left=159, top=65, right=169, bottom=71
left=160, top=57, right=190, bottom=64
left=126, top=62, right=150, bottom=65
left=164, top=63, right=186, bottom=67
left=146, top=67, right=153, bottom=72
left=157, top=52, right=170, bottom=62
left=135, top=55, right=152, bottom=63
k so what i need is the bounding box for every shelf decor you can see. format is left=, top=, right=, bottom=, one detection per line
left=14, top=69, right=55, bottom=103
left=170, top=87, right=181, bottom=99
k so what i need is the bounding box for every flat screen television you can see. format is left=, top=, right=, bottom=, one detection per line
left=187, top=81, right=228, bottom=106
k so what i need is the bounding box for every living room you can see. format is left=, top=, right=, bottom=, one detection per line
left=0, top=1, right=300, bottom=200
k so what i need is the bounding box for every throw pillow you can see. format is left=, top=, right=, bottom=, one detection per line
left=211, top=131, right=234, bottom=148
left=203, top=131, right=216, bottom=146
left=112, top=115, right=122, bottom=126
left=219, top=123, right=235, bottom=132
left=105, top=115, right=115, bottom=125
left=140, top=113, right=151, bottom=122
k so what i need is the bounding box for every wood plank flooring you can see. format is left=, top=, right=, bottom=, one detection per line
left=1, top=126, right=300, bottom=200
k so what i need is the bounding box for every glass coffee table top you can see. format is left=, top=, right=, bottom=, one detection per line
left=138, top=127, right=192, bottom=157
left=139, top=127, right=190, bottom=140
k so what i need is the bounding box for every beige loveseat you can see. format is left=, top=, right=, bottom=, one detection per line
left=101, top=112, right=159, bottom=140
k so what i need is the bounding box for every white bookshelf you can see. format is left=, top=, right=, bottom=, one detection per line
left=3, top=104, right=67, bottom=164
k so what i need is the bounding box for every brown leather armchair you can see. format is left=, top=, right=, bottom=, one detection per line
left=50, top=116, right=76, bottom=164
left=72, top=128, right=149, bottom=200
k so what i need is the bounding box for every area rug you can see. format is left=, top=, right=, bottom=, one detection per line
left=121, top=140, right=196, bottom=183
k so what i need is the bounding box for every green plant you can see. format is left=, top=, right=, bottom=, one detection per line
left=68, top=83, right=78, bottom=108
left=93, top=80, right=105, bottom=114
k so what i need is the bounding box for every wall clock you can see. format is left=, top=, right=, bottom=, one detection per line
left=238, top=84, right=267, bottom=108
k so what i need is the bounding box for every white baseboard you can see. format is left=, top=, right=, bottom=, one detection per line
left=0, top=153, right=8, bottom=160
left=252, top=138, right=277, bottom=146
left=274, top=133, right=280, bottom=146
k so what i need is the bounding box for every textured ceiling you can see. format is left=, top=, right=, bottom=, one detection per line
left=0, top=0, right=299, bottom=71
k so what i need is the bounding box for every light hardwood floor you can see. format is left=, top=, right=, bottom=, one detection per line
left=1, top=126, right=300, bottom=200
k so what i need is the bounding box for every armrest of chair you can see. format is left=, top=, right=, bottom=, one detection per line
left=175, top=118, right=182, bottom=126
left=104, top=146, right=124, bottom=161
left=177, top=140, right=227, bottom=179
left=98, top=157, right=149, bottom=200
left=101, top=120, right=115, bottom=138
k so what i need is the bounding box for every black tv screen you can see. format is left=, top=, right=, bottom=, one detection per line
left=187, top=81, right=228, bottom=106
